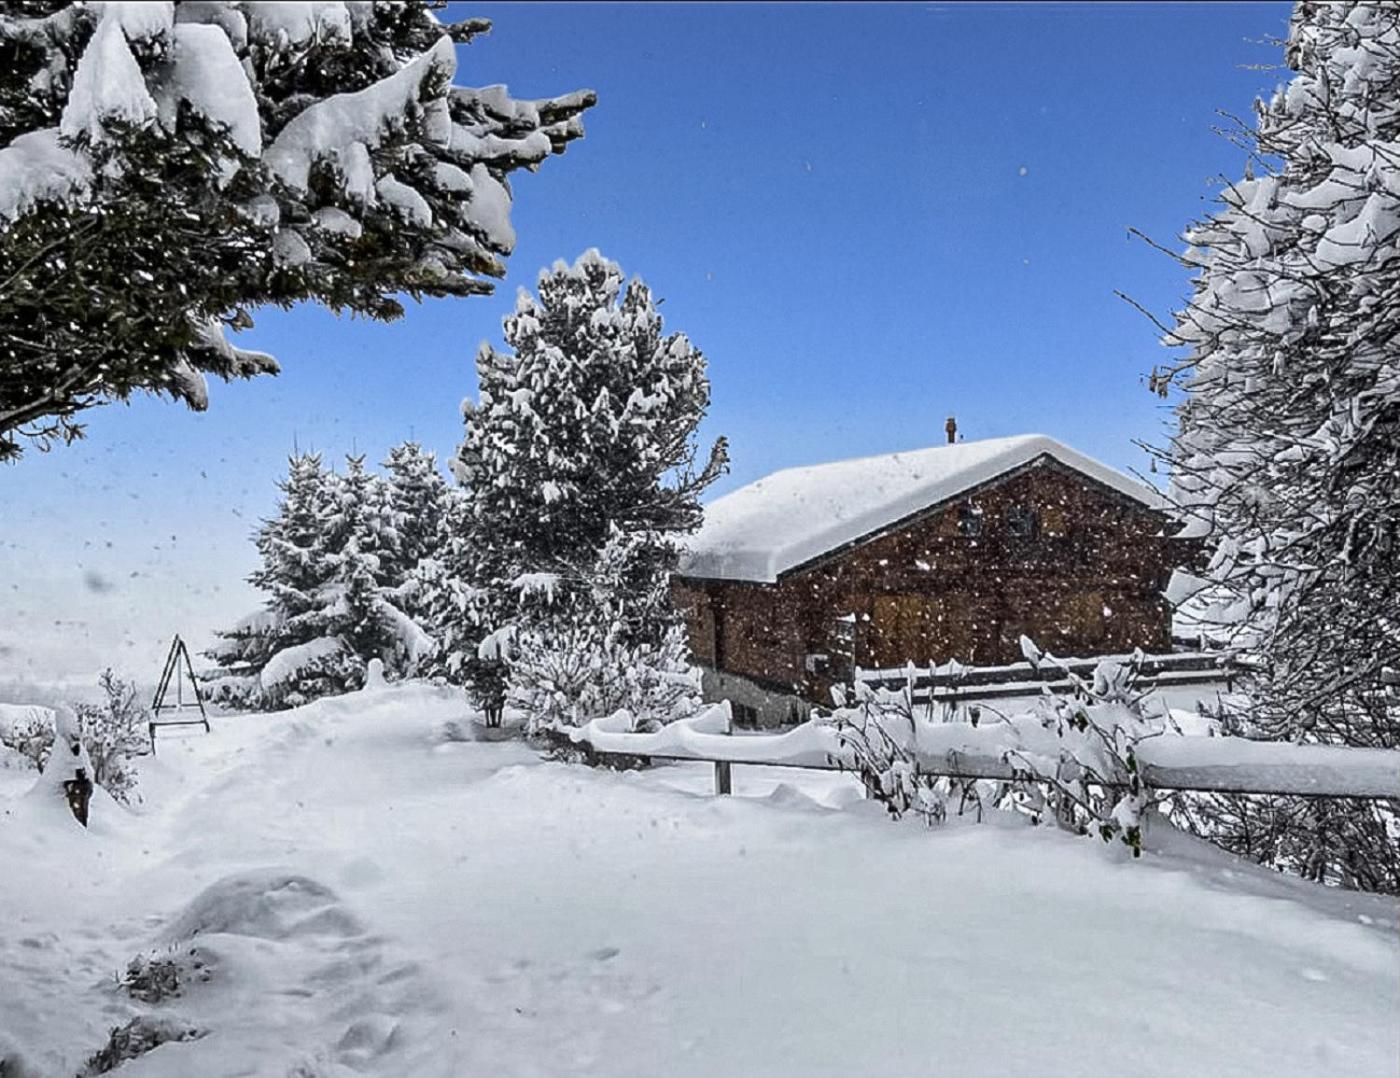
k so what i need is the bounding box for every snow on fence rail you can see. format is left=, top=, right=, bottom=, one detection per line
left=555, top=703, right=1400, bottom=801
left=856, top=650, right=1261, bottom=703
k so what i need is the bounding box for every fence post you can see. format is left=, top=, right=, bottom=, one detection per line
left=714, top=760, right=732, bottom=796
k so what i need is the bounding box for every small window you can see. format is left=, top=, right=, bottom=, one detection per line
left=1007, top=505, right=1040, bottom=539
left=958, top=503, right=983, bottom=537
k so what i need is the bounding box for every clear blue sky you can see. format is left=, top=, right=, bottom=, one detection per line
left=2, top=2, right=1293, bottom=687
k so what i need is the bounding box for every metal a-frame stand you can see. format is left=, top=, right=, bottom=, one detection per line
left=150, top=634, right=210, bottom=753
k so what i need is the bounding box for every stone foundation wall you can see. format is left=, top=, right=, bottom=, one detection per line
left=698, top=666, right=811, bottom=729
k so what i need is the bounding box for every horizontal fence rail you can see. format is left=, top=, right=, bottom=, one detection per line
left=556, top=704, right=1400, bottom=801
left=856, top=651, right=1262, bottom=702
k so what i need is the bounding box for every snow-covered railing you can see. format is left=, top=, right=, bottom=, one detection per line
left=556, top=703, right=1400, bottom=800
left=553, top=704, right=838, bottom=793
left=856, top=650, right=1260, bottom=703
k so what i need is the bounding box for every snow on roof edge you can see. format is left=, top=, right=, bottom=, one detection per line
left=678, top=435, right=1168, bottom=584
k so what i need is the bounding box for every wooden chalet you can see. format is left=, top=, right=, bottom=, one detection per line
left=671, top=433, right=1191, bottom=726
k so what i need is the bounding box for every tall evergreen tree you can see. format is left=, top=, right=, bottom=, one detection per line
left=1152, top=1, right=1400, bottom=892
left=431, top=250, right=727, bottom=726
left=0, top=2, right=594, bottom=459
left=330, top=453, right=436, bottom=677
left=204, top=452, right=341, bottom=707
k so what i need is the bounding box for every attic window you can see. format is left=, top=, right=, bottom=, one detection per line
left=958, top=503, right=983, bottom=537
left=1007, top=505, right=1040, bottom=539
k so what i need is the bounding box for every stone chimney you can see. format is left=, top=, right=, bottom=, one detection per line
left=945, top=416, right=957, bottom=444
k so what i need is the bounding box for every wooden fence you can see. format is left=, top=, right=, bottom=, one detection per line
left=855, top=650, right=1260, bottom=704
left=556, top=703, right=1400, bottom=801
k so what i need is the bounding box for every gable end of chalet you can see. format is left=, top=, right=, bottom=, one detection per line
left=764, top=451, right=1174, bottom=584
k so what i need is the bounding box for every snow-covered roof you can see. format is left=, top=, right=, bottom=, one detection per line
left=679, top=434, right=1167, bottom=583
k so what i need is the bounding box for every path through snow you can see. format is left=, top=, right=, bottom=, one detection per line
left=1, top=683, right=1396, bottom=1076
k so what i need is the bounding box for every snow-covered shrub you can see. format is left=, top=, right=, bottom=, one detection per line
left=826, top=644, right=1170, bottom=856
left=1170, top=788, right=1397, bottom=892
left=1000, top=658, right=1161, bottom=857
left=510, top=619, right=701, bottom=737
left=824, top=681, right=959, bottom=826
left=121, top=956, right=182, bottom=1005
left=507, top=530, right=703, bottom=735
left=0, top=2, right=593, bottom=460
left=0, top=709, right=54, bottom=771
left=259, top=640, right=365, bottom=712
left=1143, top=2, right=1400, bottom=891
left=2, top=673, right=147, bottom=810
left=79, top=1017, right=201, bottom=1076
left=1168, top=696, right=1400, bottom=891
left=122, top=947, right=211, bottom=1004
left=73, top=669, right=149, bottom=806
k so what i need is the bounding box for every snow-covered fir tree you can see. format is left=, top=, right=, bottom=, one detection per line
left=1152, top=1, right=1400, bottom=892
left=380, top=441, right=451, bottom=622
left=431, top=250, right=727, bottom=728
left=329, top=454, right=436, bottom=679
left=203, top=452, right=338, bottom=707
left=0, top=2, right=594, bottom=460
left=204, top=452, right=434, bottom=709
left=326, top=455, right=398, bottom=669
left=414, top=485, right=504, bottom=714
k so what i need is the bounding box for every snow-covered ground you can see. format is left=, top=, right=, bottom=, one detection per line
left=1, top=683, right=1396, bottom=1077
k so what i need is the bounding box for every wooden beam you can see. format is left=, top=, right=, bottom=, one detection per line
left=564, top=734, right=1400, bottom=800
left=858, top=651, right=1260, bottom=694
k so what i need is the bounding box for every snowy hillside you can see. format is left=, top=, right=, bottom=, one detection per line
left=1, top=683, right=1395, bottom=1077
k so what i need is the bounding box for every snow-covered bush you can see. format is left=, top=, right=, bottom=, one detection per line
left=2, top=672, right=147, bottom=806
left=0, top=708, right=54, bottom=771
left=1170, top=787, right=1397, bottom=892
left=1168, top=688, right=1399, bottom=891
left=79, top=1017, right=201, bottom=1076
left=426, top=252, right=726, bottom=728
left=507, top=529, right=703, bottom=735
left=73, top=669, right=148, bottom=806
left=510, top=620, right=702, bottom=735
left=825, top=682, right=958, bottom=826
left=1144, top=2, right=1400, bottom=892
left=122, top=947, right=211, bottom=1004
left=0, top=2, right=594, bottom=460
left=826, top=644, right=1170, bottom=856
left=999, top=658, right=1161, bottom=857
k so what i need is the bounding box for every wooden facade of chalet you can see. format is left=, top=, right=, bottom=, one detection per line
left=672, top=439, right=1189, bottom=724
